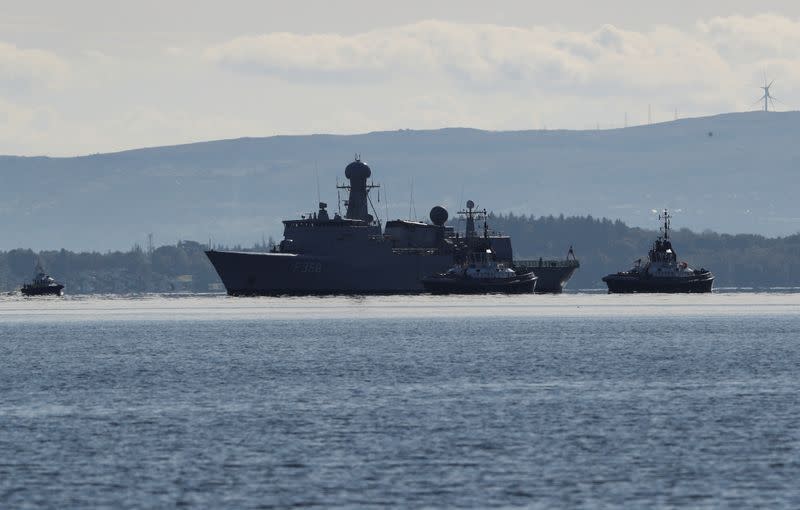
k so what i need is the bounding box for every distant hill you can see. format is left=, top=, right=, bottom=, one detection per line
left=1, top=111, right=799, bottom=251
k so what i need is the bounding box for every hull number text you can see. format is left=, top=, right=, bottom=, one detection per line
left=291, top=262, right=322, bottom=273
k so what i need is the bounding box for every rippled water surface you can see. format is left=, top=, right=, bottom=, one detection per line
left=1, top=294, right=799, bottom=508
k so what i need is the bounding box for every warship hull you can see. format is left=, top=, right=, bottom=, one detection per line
left=206, top=250, right=453, bottom=295
left=515, top=259, right=580, bottom=293
left=602, top=274, right=714, bottom=293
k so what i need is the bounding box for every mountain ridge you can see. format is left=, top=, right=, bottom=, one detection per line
left=2, top=110, right=786, bottom=159
left=1, top=110, right=798, bottom=251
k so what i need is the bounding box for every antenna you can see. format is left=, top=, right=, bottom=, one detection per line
left=658, top=209, right=671, bottom=240
left=384, top=182, right=389, bottom=223
left=409, top=177, right=416, bottom=220
left=457, top=183, right=465, bottom=231
left=336, top=177, right=340, bottom=214
left=367, top=189, right=382, bottom=227
left=314, top=161, right=321, bottom=205
left=412, top=185, right=417, bottom=219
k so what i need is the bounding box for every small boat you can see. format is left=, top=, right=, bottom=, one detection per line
left=423, top=223, right=537, bottom=294
left=20, top=262, right=65, bottom=296
left=602, top=209, right=713, bottom=293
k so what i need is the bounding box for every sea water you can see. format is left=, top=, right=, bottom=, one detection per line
left=1, top=293, right=799, bottom=508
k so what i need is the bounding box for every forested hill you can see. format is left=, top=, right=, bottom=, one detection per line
left=490, top=213, right=800, bottom=289
left=2, top=111, right=800, bottom=251
left=2, top=215, right=800, bottom=293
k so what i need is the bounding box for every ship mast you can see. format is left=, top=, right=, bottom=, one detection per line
left=659, top=209, right=671, bottom=240
left=457, top=200, right=487, bottom=239
left=336, top=154, right=380, bottom=224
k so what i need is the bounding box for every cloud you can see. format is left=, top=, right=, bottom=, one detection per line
left=206, top=21, right=577, bottom=85
left=84, top=49, right=109, bottom=59
left=4, top=14, right=800, bottom=156
left=165, top=46, right=187, bottom=57
left=0, top=98, right=62, bottom=154
left=205, top=21, right=719, bottom=85
left=699, top=14, right=800, bottom=60
left=0, top=41, right=68, bottom=93
left=204, top=17, right=800, bottom=105
left=696, top=14, right=800, bottom=96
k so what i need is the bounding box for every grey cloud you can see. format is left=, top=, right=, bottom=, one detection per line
left=204, top=17, right=800, bottom=98
left=203, top=19, right=741, bottom=97
left=0, top=41, right=68, bottom=94
left=699, top=14, right=800, bottom=60
left=3, top=13, right=800, bottom=155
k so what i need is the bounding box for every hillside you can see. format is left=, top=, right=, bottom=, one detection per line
left=1, top=111, right=799, bottom=251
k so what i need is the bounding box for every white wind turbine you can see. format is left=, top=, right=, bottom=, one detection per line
left=756, top=75, right=778, bottom=112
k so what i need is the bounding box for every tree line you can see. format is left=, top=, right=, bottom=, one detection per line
left=0, top=241, right=219, bottom=294
left=488, top=213, right=800, bottom=289
left=2, top=215, right=799, bottom=293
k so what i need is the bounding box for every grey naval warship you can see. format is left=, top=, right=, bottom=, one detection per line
left=206, top=157, right=578, bottom=295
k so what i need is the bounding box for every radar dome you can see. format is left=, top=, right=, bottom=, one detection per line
left=429, top=206, right=448, bottom=226
left=345, top=158, right=371, bottom=180
left=466, top=199, right=475, bottom=209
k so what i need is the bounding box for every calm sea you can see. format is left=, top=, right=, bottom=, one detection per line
left=1, top=293, right=799, bottom=508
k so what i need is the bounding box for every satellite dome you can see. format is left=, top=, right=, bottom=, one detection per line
left=429, top=206, right=448, bottom=226
left=345, top=158, right=371, bottom=180
left=466, top=200, right=475, bottom=210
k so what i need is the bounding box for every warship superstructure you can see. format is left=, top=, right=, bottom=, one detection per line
left=206, top=157, right=576, bottom=295
left=602, top=209, right=713, bottom=293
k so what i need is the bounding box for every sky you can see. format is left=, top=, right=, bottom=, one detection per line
left=1, top=0, right=799, bottom=156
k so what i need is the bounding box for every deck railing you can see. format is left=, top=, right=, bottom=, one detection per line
left=515, top=258, right=581, bottom=269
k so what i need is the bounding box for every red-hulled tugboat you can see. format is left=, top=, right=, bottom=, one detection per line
left=602, top=209, right=713, bottom=293
left=20, top=261, right=65, bottom=296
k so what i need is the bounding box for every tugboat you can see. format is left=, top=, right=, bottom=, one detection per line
left=20, top=261, right=65, bottom=296
left=602, top=209, right=713, bottom=293
left=423, top=218, right=537, bottom=294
